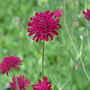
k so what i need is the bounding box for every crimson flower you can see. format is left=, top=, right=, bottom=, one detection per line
left=83, top=9, right=90, bottom=21
left=55, top=9, right=62, bottom=18
left=0, top=56, right=23, bottom=76
left=32, top=76, right=52, bottom=90
left=10, top=75, right=31, bottom=90
left=27, top=10, right=61, bottom=42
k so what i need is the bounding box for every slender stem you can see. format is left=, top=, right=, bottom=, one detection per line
left=63, top=0, right=66, bottom=21
left=86, top=29, right=90, bottom=52
left=85, top=0, right=90, bottom=52
left=12, top=68, right=19, bottom=90
left=71, top=0, right=76, bottom=89
left=72, top=0, right=76, bottom=34
left=42, top=39, right=45, bottom=77
left=71, top=62, right=74, bottom=90
left=63, top=17, right=78, bottom=54
left=80, top=57, right=90, bottom=82
left=63, top=11, right=90, bottom=82
left=85, top=0, right=87, bottom=11
left=33, top=42, right=60, bottom=89
left=80, top=34, right=90, bottom=81
left=57, top=0, right=90, bottom=82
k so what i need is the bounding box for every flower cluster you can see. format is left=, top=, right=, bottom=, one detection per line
left=27, top=10, right=62, bottom=42
left=0, top=56, right=52, bottom=90
left=83, top=9, right=90, bottom=21
left=32, top=76, right=52, bottom=90
left=10, top=75, right=31, bottom=90
left=0, top=56, right=23, bottom=76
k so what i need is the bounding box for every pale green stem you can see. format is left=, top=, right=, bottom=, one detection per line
left=12, top=68, right=19, bottom=90
left=85, top=0, right=87, bottom=11
left=72, top=0, right=76, bottom=34
left=80, top=34, right=83, bottom=56
left=80, top=57, right=90, bottom=81
left=71, top=0, right=76, bottom=89
left=85, top=0, right=90, bottom=52
left=71, top=62, right=74, bottom=90
left=63, top=16, right=78, bottom=54
left=79, top=34, right=90, bottom=81
left=63, top=11, right=90, bottom=82
left=63, top=0, right=66, bottom=21
left=86, top=29, right=90, bottom=52
left=42, top=39, right=45, bottom=77
left=57, top=0, right=90, bottom=82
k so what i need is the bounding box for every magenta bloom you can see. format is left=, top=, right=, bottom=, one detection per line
left=32, top=76, right=52, bottom=90
left=0, top=56, right=23, bottom=76
left=83, top=9, right=90, bottom=21
left=27, top=10, right=61, bottom=42
left=10, top=75, right=31, bottom=90
left=55, top=9, right=62, bottom=18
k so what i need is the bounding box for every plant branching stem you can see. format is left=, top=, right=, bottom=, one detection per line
left=57, top=0, right=90, bottom=82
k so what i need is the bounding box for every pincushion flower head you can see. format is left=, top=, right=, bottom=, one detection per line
left=0, top=56, right=23, bottom=76
left=55, top=9, right=62, bottom=18
left=27, top=10, right=62, bottom=42
left=32, top=76, right=52, bottom=90
left=10, top=75, right=31, bottom=90
left=83, top=9, right=90, bottom=21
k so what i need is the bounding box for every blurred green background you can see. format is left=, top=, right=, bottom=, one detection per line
left=0, top=0, right=90, bottom=90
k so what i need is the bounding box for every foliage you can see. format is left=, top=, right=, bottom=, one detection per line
left=0, top=0, right=90, bottom=90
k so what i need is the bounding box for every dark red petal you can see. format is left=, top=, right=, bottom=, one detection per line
left=35, top=12, right=39, bottom=17
left=55, top=18, right=60, bottom=23
left=87, top=9, right=89, bottom=13
left=27, top=28, right=33, bottom=32
left=43, top=76, right=48, bottom=82
left=82, top=11, right=86, bottom=14
left=28, top=32, right=34, bottom=36
left=45, top=35, right=49, bottom=41
left=53, top=31, right=58, bottom=35
left=36, top=36, right=40, bottom=42
left=50, top=12, right=55, bottom=17
left=28, top=22, right=31, bottom=26
left=32, top=34, right=38, bottom=40
left=40, top=35, right=44, bottom=41
left=45, top=10, right=49, bottom=15
left=39, top=79, right=41, bottom=82
left=56, top=24, right=62, bottom=29
left=49, top=34, right=53, bottom=41
left=31, top=17, right=34, bottom=20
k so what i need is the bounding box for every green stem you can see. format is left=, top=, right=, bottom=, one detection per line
left=71, top=60, right=74, bottom=90
left=63, top=0, right=66, bottom=20
left=57, top=0, right=90, bottom=82
left=86, top=28, right=90, bottom=52
left=33, top=42, right=60, bottom=89
left=42, top=39, right=45, bottom=77
left=85, top=0, right=87, bottom=11
left=12, top=68, right=19, bottom=90
left=85, top=0, right=90, bottom=52
left=71, top=1, right=76, bottom=89
left=80, top=57, right=90, bottom=82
